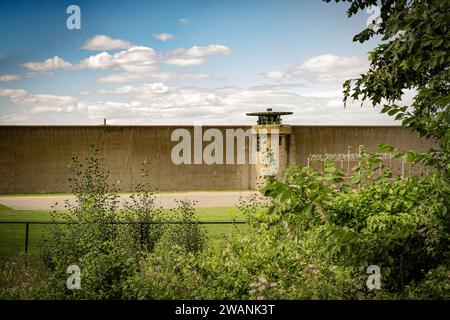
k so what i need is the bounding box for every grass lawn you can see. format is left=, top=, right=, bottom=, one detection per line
left=0, top=204, right=247, bottom=260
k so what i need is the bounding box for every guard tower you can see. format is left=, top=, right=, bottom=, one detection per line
left=246, top=108, right=293, bottom=187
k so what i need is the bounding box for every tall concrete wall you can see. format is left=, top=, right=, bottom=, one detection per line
left=0, top=125, right=435, bottom=194
left=291, top=126, right=434, bottom=164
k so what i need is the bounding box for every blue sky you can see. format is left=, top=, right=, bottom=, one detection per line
left=0, top=0, right=399, bottom=125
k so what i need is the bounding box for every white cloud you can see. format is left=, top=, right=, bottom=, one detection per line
left=97, top=82, right=169, bottom=97
left=326, top=99, right=344, bottom=107
left=0, top=84, right=398, bottom=125
left=18, top=38, right=228, bottom=82
left=77, top=52, right=115, bottom=70
left=0, top=88, right=77, bottom=112
left=95, top=73, right=144, bottom=83
left=153, top=33, right=174, bottom=42
left=164, top=44, right=232, bottom=66
left=262, top=70, right=285, bottom=80
left=76, top=46, right=212, bottom=82
left=177, top=18, right=190, bottom=25
left=76, top=46, right=167, bottom=82
left=94, top=71, right=208, bottom=83
left=96, top=71, right=171, bottom=83
left=22, top=56, right=73, bottom=72
left=176, top=73, right=210, bottom=80
left=78, top=46, right=157, bottom=71
left=263, top=54, right=369, bottom=84
left=164, top=57, right=204, bottom=67
left=0, top=74, right=21, bottom=82
left=81, top=35, right=132, bottom=51
left=75, top=101, right=134, bottom=115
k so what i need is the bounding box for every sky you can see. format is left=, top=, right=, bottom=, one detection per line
left=0, top=0, right=400, bottom=125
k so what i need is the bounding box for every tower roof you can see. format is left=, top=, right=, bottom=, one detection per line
left=246, top=108, right=293, bottom=117
left=246, top=108, right=293, bottom=125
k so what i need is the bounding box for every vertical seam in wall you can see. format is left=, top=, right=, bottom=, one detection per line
left=12, top=131, right=16, bottom=193
left=130, top=127, right=133, bottom=189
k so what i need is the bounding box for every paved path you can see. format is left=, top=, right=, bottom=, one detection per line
left=0, top=191, right=260, bottom=211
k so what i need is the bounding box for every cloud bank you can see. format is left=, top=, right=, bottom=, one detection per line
left=81, top=35, right=132, bottom=51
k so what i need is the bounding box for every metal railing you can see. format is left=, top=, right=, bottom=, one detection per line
left=0, top=220, right=247, bottom=253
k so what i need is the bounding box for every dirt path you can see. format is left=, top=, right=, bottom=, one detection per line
left=0, top=191, right=260, bottom=211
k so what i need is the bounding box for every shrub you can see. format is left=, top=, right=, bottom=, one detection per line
left=158, top=200, right=206, bottom=254
left=262, top=149, right=450, bottom=298
left=0, top=254, right=49, bottom=300
left=39, top=145, right=206, bottom=299
left=3, top=144, right=448, bottom=300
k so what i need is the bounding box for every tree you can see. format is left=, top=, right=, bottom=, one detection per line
left=326, top=0, right=449, bottom=173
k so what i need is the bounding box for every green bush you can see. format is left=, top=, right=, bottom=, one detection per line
left=38, top=145, right=206, bottom=300
left=261, top=150, right=450, bottom=298
left=2, top=145, right=448, bottom=300
left=126, top=221, right=362, bottom=300
left=0, top=254, right=49, bottom=300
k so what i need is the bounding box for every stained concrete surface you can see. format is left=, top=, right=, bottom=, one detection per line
left=0, top=125, right=435, bottom=193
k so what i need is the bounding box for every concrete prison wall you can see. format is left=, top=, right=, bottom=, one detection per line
left=0, top=125, right=435, bottom=194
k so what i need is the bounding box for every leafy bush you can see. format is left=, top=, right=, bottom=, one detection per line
left=0, top=254, right=49, bottom=300
left=326, top=173, right=450, bottom=292
left=38, top=145, right=205, bottom=299
left=261, top=150, right=450, bottom=298
left=43, top=146, right=121, bottom=272
left=159, top=200, right=206, bottom=254
left=2, top=145, right=448, bottom=300
left=125, top=220, right=362, bottom=300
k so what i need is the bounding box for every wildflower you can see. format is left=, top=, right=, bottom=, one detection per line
left=259, top=277, right=267, bottom=284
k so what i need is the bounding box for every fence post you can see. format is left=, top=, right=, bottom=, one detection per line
left=140, top=223, right=145, bottom=246
left=401, top=156, right=406, bottom=178
left=347, top=146, right=351, bottom=176
left=25, top=222, right=29, bottom=253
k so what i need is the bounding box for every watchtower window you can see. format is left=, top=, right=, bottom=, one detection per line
left=257, top=115, right=283, bottom=125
